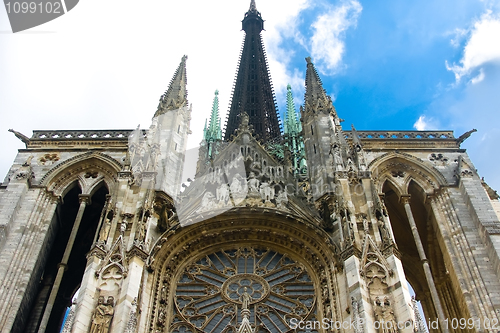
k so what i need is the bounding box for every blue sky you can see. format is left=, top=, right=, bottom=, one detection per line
left=1, top=0, right=500, bottom=192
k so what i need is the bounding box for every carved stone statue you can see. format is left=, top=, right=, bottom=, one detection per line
left=374, top=297, right=397, bottom=333
left=90, top=296, right=114, bottom=333
left=247, top=172, right=260, bottom=194
left=160, top=281, right=168, bottom=303
left=199, top=192, right=217, bottom=211
left=241, top=287, right=251, bottom=310
left=216, top=183, right=230, bottom=204
left=275, top=190, right=288, bottom=208
left=259, top=182, right=274, bottom=202
left=230, top=174, right=246, bottom=202
left=330, top=209, right=339, bottom=225
left=377, top=217, right=391, bottom=245
left=99, top=218, right=111, bottom=241
left=120, top=221, right=127, bottom=235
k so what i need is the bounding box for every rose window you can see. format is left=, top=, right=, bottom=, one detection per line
left=171, top=247, right=316, bottom=333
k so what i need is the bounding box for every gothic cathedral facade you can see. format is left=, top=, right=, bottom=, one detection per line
left=1, top=2, right=500, bottom=333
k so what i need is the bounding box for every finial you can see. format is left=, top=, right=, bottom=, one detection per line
left=182, top=55, right=188, bottom=62
left=305, top=56, right=312, bottom=64
left=249, top=0, right=257, bottom=12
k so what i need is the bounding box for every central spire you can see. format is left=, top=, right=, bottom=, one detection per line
left=223, top=0, right=281, bottom=142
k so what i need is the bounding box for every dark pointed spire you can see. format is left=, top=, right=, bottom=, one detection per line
left=224, top=0, right=281, bottom=141
left=154, top=55, right=188, bottom=117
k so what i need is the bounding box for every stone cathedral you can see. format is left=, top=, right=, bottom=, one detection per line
left=1, top=2, right=500, bottom=333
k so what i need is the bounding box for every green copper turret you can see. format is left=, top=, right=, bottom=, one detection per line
left=202, top=90, right=223, bottom=159
left=283, top=84, right=307, bottom=175
left=204, top=90, right=222, bottom=142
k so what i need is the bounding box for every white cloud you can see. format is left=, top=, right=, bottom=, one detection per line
left=448, top=28, right=468, bottom=48
left=413, top=115, right=437, bottom=131
left=262, top=0, right=310, bottom=103
left=310, top=0, right=362, bottom=74
left=447, top=11, right=500, bottom=82
left=470, top=68, right=485, bottom=84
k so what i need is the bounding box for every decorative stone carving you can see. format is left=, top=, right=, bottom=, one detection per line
left=197, top=192, right=217, bottom=212
left=247, top=172, right=260, bottom=196
left=154, top=197, right=176, bottom=232
left=377, top=216, right=392, bottom=247
left=412, top=296, right=427, bottom=333
left=38, top=153, right=60, bottom=165
left=85, top=171, right=99, bottom=178
left=360, top=236, right=392, bottom=286
left=351, top=297, right=363, bottom=333
left=391, top=170, right=405, bottom=178
left=90, top=296, right=115, bottom=333
left=429, top=153, right=448, bottom=166
left=96, top=236, right=127, bottom=280
left=373, top=296, right=398, bottom=333
left=124, top=298, right=138, bottom=333
left=216, top=182, right=230, bottom=204
left=15, top=169, right=32, bottom=180
left=230, top=173, right=246, bottom=199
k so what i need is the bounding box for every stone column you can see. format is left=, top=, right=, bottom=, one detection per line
left=37, top=194, right=91, bottom=333
left=400, top=195, right=449, bottom=333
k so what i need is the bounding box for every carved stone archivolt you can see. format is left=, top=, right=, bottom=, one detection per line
left=40, top=151, right=121, bottom=188
left=369, top=153, right=447, bottom=195
left=42, top=156, right=119, bottom=196
left=148, top=215, right=341, bottom=333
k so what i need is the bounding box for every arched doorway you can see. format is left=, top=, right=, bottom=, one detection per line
left=382, top=179, right=467, bottom=332
left=23, top=182, right=109, bottom=333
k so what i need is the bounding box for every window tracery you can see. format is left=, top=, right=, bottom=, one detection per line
left=171, top=247, right=317, bottom=333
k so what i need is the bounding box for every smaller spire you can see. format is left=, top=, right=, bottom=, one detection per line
left=284, top=84, right=302, bottom=136
left=154, top=55, right=188, bottom=117
left=204, top=90, right=222, bottom=142
left=284, top=84, right=307, bottom=176
left=304, top=57, right=330, bottom=109
left=351, top=124, right=362, bottom=148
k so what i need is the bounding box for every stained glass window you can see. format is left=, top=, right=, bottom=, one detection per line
left=171, top=247, right=317, bottom=333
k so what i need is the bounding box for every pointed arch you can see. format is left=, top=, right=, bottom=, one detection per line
left=369, top=151, right=447, bottom=196
left=41, top=152, right=121, bottom=196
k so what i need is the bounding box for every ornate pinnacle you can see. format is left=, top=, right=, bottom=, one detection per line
left=284, top=84, right=307, bottom=175
left=303, top=57, right=338, bottom=118
left=204, top=90, right=222, bottom=142
left=154, top=55, right=188, bottom=117
left=351, top=124, right=362, bottom=148
left=284, top=84, right=301, bottom=136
